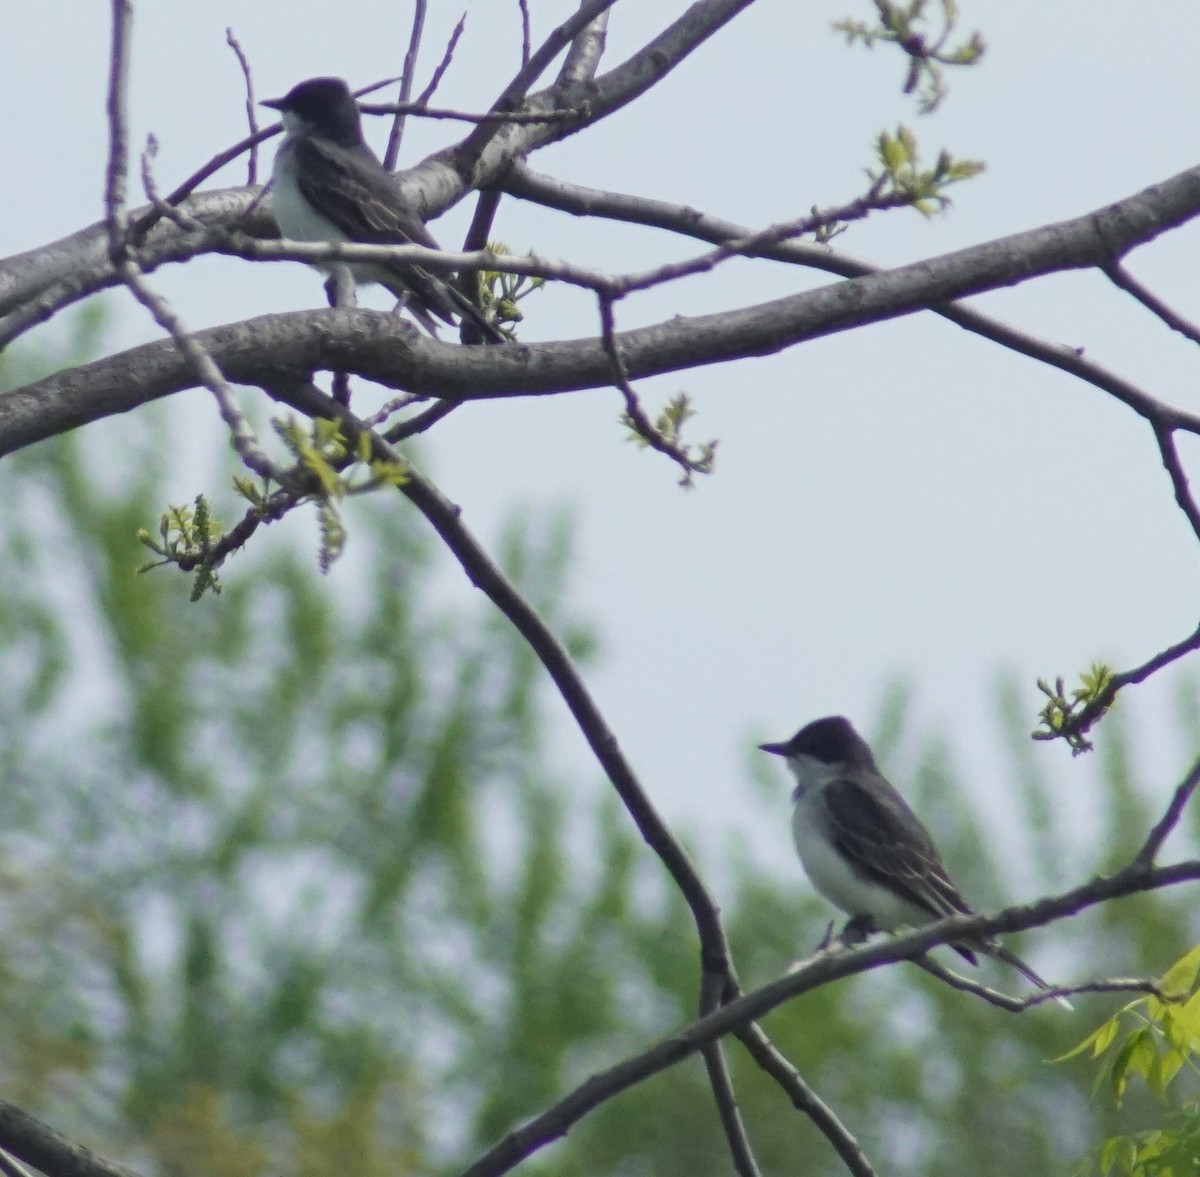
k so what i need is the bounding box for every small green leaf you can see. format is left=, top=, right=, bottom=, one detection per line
left=1160, top=944, right=1200, bottom=999
left=1055, top=1014, right=1122, bottom=1062
left=1149, top=1048, right=1186, bottom=1099
left=1099, top=1135, right=1136, bottom=1177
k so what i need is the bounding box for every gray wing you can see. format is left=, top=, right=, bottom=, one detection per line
left=292, top=137, right=441, bottom=249
left=292, top=136, right=460, bottom=326
left=822, top=774, right=973, bottom=923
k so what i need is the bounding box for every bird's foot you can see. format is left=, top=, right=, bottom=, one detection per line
left=839, top=913, right=879, bottom=948
left=325, top=267, right=358, bottom=308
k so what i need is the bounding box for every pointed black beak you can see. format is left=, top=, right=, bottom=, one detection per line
left=758, top=742, right=788, bottom=756
left=260, top=96, right=285, bottom=111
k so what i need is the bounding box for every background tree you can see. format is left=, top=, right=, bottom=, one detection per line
left=0, top=317, right=1196, bottom=1177
left=3, top=3, right=1200, bottom=1176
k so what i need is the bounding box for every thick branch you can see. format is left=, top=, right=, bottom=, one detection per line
left=504, top=164, right=1200, bottom=431
left=556, top=6, right=609, bottom=84
left=0, top=188, right=271, bottom=322
left=0, top=1100, right=141, bottom=1177
left=0, top=0, right=752, bottom=333
left=9, top=163, right=1200, bottom=457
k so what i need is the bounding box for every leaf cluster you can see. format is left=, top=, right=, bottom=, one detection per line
left=1034, top=663, right=1117, bottom=754
left=476, top=240, right=544, bottom=337
left=868, top=125, right=985, bottom=216
left=1060, top=946, right=1200, bottom=1176
left=836, top=0, right=986, bottom=112
left=619, top=392, right=717, bottom=487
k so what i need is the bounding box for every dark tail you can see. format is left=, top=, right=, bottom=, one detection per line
left=985, top=941, right=1073, bottom=1010
left=386, top=270, right=507, bottom=344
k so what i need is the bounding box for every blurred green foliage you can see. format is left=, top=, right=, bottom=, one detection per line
left=0, top=314, right=1197, bottom=1177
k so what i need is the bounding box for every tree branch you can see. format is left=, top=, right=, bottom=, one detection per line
left=457, top=854, right=1200, bottom=1177
left=1152, top=421, right=1200, bottom=543
left=1104, top=261, right=1200, bottom=346
left=382, top=0, right=427, bottom=170
left=912, top=956, right=1163, bottom=1011
left=223, top=28, right=260, bottom=185
left=1136, top=753, right=1200, bottom=866
left=699, top=976, right=762, bottom=1177
left=11, top=163, right=1200, bottom=459
left=454, top=0, right=621, bottom=173
left=503, top=163, right=1200, bottom=432
left=103, top=0, right=134, bottom=255
left=261, top=379, right=862, bottom=1177
left=556, top=6, right=609, bottom=84
left=0, top=1100, right=142, bottom=1177
left=731, top=1020, right=876, bottom=1177
left=1033, top=631, right=1200, bottom=749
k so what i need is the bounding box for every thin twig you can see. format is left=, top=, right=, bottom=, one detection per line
left=121, top=263, right=284, bottom=481
left=613, top=182, right=903, bottom=298
left=732, top=1020, right=876, bottom=1177
left=172, top=386, right=462, bottom=575
left=416, top=13, right=467, bottom=108
left=501, top=163, right=1200, bottom=433
left=140, top=136, right=202, bottom=231
left=217, top=232, right=613, bottom=290
left=598, top=294, right=711, bottom=485
left=361, top=99, right=578, bottom=124
left=174, top=487, right=294, bottom=573
left=517, top=0, right=532, bottom=66
left=128, top=126, right=276, bottom=244
left=0, top=1147, right=36, bottom=1177
left=385, top=398, right=461, bottom=440
left=1136, top=753, right=1200, bottom=866
left=913, top=956, right=1167, bottom=1011
left=225, top=28, right=259, bottom=185
left=384, top=0, right=427, bottom=170
left=104, top=0, right=135, bottom=255
left=1105, top=261, right=1200, bottom=346
left=1033, top=622, right=1200, bottom=747
left=456, top=0, right=619, bottom=171
left=1152, top=421, right=1200, bottom=543
left=699, top=974, right=762, bottom=1177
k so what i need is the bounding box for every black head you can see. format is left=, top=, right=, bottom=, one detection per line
left=758, top=715, right=877, bottom=770
left=261, top=77, right=364, bottom=146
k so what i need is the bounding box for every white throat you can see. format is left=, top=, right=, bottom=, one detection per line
left=280, top=110, right=307, bottom=139
left=783, top=753, right=843, bottom=801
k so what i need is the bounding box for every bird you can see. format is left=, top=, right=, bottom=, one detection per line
left=260, top=76, right=504, bottom=342
left=759, top=715, right=1071, bottom=1007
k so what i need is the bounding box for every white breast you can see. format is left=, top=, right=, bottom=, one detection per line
left=269, top=145, right=346, bottom=247
left=791, top=788, right=931, bottom=931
